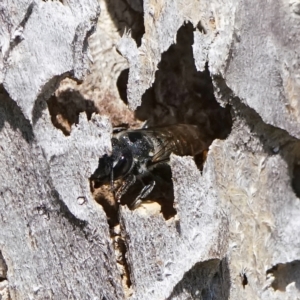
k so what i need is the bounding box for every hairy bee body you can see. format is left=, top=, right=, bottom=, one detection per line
left=116, top=124, right=208, bottom=165
left=92, top=124, right=210, bottom=207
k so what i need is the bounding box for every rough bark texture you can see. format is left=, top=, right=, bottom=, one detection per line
left=1, top=0, right=300, bottom=300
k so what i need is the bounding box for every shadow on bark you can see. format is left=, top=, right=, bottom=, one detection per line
left=167, top=257, right=231, bottom=300
left=0, top=85, right=34, bottom=143
left=214, top=75, right=300, bottom=202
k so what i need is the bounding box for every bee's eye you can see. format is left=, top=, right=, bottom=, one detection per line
left=91, top=155, right=112, bottom=182
left=113, top=154, right=132, bottom=179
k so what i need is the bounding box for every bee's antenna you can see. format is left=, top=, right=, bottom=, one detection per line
left=141, top=120, right=149, bottom=129
left=113, top=125, right=128, bottom=133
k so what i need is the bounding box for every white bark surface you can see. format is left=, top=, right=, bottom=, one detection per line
left=0, top=0, right=300, bottom=299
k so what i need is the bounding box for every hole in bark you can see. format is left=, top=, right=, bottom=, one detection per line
left=95, top=21, right=232, bottom=222
left=90, top=181, right=119, bottom=228
left=133, top=21, right=231, bottom=215
left=104, top=0, right=145, bottom=47
left=240, top=269, right=248, bottom=288
left=47, top=82, right=98, bottom=136
left=135, top=22, right=232, bottom=142
left=113, top=231, right=132, bottom=293
left=242, top=273, right=248, bottom=288
left=117, top=68, right=129, bottom=105
left=266, top=260, right=300, bottom=291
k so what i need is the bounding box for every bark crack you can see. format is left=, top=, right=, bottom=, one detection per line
left=4, top=2, right=35, bottom=61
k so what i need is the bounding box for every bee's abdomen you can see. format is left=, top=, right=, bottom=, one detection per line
left=167, top=124, right=209, bottom=156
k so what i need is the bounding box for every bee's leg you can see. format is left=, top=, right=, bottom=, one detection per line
left=131, top=180, right=156, bottom=209
left=115, top=174, right=136, bottom=202
left=110, top=169, right=115, bottom=192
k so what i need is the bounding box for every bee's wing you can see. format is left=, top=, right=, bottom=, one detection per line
left=152, top=140, right=175, bottom=163
left=139, top=129, right=176, bottom=164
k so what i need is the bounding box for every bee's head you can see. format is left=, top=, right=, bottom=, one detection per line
left=91, top=138, right=133, bottom=184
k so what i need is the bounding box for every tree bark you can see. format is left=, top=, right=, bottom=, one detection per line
left=1, top=0, right=300, bottom=299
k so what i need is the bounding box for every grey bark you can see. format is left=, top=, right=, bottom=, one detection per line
left=1, top=0, right=300, bottom=300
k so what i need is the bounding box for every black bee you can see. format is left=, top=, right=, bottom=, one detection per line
left=91, top=124, right=210, bottom=208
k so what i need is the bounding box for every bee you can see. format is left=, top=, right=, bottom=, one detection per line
left=91, top=124, right=210, bottom=208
